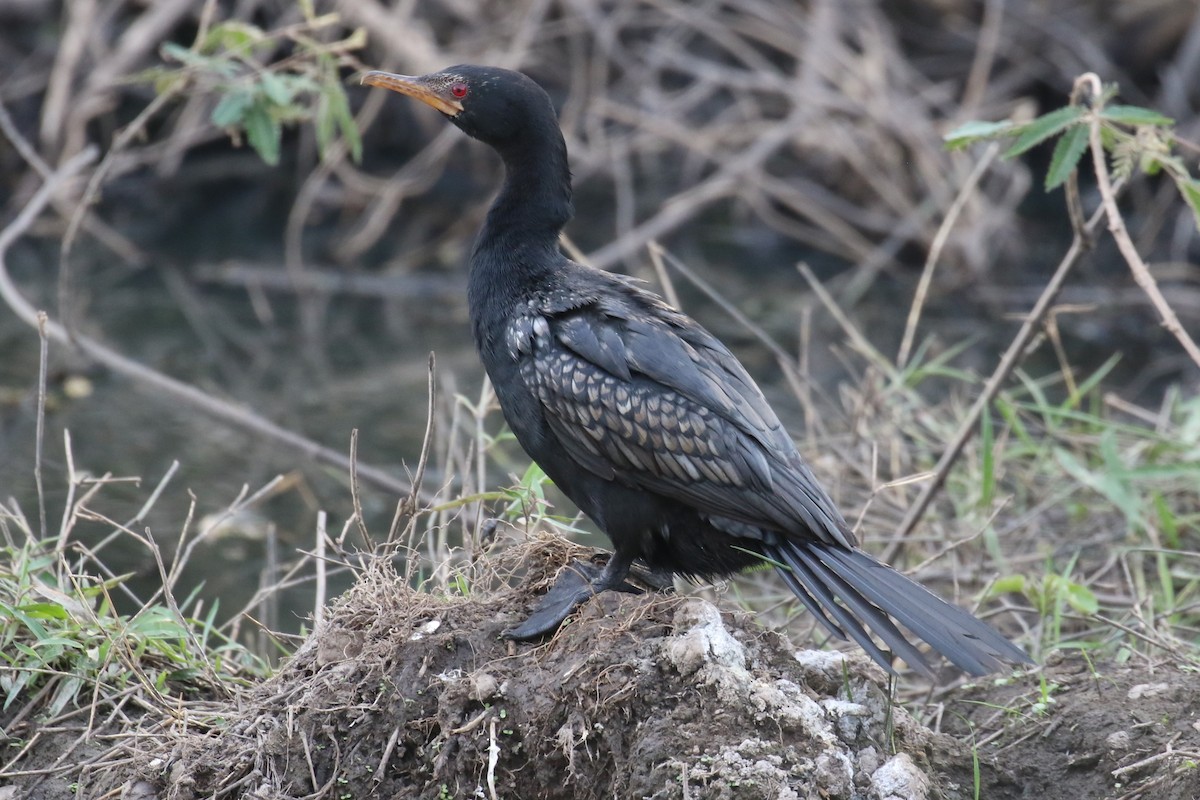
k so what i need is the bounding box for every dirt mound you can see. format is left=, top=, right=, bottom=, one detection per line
left=9, top=540, right=1200, bottom=799
left=87, top=553, right=963, bottom=799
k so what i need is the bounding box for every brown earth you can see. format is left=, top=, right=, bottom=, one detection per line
left=4, top=545, right=1199, bottom=800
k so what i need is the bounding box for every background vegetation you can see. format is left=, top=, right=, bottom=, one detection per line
left=1, top=1, right=1199, bottom=797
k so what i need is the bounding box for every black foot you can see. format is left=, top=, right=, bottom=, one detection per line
left=504, top=560, right=601, bottom=640
left=504, top=553, right=650, bottom=640
left=628, top=562, right=676, bottom=593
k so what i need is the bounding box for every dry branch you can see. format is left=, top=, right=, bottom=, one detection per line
left=0, top=135, right=424, bottom=502
left=1080, top=72, right=1200, bottom=369
left=885, top=191, right=1113, bottom=558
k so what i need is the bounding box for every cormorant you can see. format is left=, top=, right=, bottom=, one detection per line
left=363, top=65, right=1030, bottom=677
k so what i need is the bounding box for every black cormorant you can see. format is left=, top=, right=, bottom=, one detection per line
left=363, top=65, right=1030, bottom=677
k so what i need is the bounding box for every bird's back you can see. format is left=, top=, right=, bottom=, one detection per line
left=481, top=260, right=856, bottom=552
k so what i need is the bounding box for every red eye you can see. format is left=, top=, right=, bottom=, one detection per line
left=450, top=82, right=468, bottom=99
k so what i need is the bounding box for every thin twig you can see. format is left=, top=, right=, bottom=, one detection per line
left=897, top=142, right=1000, bottom=369
left=959, top=0, right=1005, bottom=117
left=349, top=429, right=373, bottom=548
left=39, top=0, right=96, bottom=153
left=143, top=527, right=226, bottom=697
left=1063, top=78, right=1090, bottom=245
left=1081, top=71, right=1200, bottom=369
left=487, top=718, right=500, bottom=800
left=797, top=263, right=900, bottom=384
left=128, top=461, right=180, bottom=527
left=34, top=312, right=50, bottom=540
left=56, top=431, right=79, bottom=555
left=0, top=147, right=97, bottom=268
left=388, top=353, right=437, bottom=548
left=375, top=725, right=402, bottom=783
left=586, top=103, right=810, bottom=270
left=314, top=510, right=327, bottom=626
left=59, top=86, right=182, bottom=335
left=0, top=132, right=424, bottom=500
left=170, top=478, right=282, bottom=592
left=885, top=193, right=1113, bottom=558
left=647, top=241, right=681, bottom=309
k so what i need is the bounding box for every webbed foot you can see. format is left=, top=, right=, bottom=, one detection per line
left=504, top=553, right=655, bottom=640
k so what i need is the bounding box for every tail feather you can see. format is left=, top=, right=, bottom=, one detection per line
left=785, top=545, right=938, bottom=677
left=772, top=541, right=1030, bottom=677
left=765, top=546, right=847, bottom=642
left=819, top=546, right=1030, bottom=674
left=772, top=544, right=937, bottom=676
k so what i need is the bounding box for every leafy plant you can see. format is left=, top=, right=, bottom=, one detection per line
left=945, top=82, right=1198, bottom=226
left=498, top=461, right=591, bottom=538
left=148, top=5, right=363, bottom=165
left=0, top=536, right=268, bottom=717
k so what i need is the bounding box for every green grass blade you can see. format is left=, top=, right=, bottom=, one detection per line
left=980, top=407, right=995, bottom=508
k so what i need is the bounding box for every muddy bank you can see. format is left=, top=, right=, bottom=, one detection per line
left=3, top=544, right=1180, bottom=800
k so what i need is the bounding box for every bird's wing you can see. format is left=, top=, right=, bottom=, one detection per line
left=516, top=273, right=854, bottom=548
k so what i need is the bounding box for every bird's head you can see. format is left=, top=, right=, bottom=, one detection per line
left=362, top=65, right=557, bottom=149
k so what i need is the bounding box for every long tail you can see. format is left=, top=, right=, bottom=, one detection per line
left=762, top=541, right=1030, bottom=677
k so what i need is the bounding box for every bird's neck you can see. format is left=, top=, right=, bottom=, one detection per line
left=467, top=128, right=574, bottom=355
left=472, top=131, right=574, bottom=281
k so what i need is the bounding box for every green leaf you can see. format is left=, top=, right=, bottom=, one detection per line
left=1116, top=462, right=1200, bottom=480
left=1111, top=141, right=1136, bottom=182
left=315, top=91, right=335, bottom=156
left=1056, top=441, right=1142, bottom=531
left=1064, top=582, right=1099, bottom=615
left=1137, top=152, right=1185, bottom=178
left=990, top=575, right=1027, bottom=596
left=259, top=71, right=294, bottom=107
left=160, top=42, right=236, bottom=78
left=994, top=394, right=1033, bottom=448
left=31, top=635, right=85, bottom=651
left=1044, top=124, right=1089, bottom=190
left=1174, top=175, right=1200, bottom=233
left=1154, top=492, right=1180, bottom=550
left=1100, top=105, right=1173, bottom=127
left=1042, top=574, right=1098, bottom=616
left=1064, top=354, right=1120, bottom=410
left=943, top=120, right=1013, bottom=150
left=329, top=81, right=363, bottom=163
left=161, top=42, right=203, bottom=67
left=1004, top=106, right=1085, bottom=158
left=47, top=675, right=84, bottom=718
left=243, top=103, right=281, bottom=165
left=4, top=606, right=49, bottom=639
left=132, top=66, right=185, bottom=95
left=201, top=21, right=266, bottom=56
left=211, top=89, right=252, bottom=127
left=17, top=602, right=68, bottom=620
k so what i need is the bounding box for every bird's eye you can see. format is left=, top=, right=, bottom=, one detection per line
left=450, top=82, right=468, bottom=99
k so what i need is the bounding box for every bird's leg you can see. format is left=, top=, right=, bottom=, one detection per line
left=628, top=561, right=675, bottom=593
left=504, top=550, right=639, bottom=640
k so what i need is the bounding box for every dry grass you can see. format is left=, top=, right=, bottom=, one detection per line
left=6, top=0, right=1192, bottom=291
left=1, top=3, right=1200, bottom=796
left=2, top=1, right=1197, bottom=496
